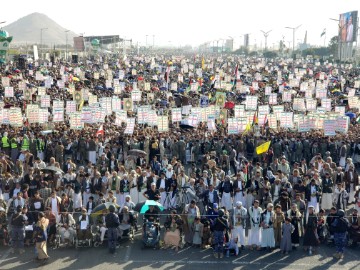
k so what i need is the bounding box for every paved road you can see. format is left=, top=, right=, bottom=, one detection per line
left=0, top=235, right=359, bottom=270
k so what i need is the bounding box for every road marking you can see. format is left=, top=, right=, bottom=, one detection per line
left=0, top=249, right=11, bottom=265
left=116, top=258, right=360, bottom=268
left=124, top=245, right=132, bottom=261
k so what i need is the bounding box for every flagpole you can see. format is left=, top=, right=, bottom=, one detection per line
left=324, top=32, right=326, bottom=47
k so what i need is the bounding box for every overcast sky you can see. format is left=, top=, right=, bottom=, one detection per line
left=1, top=0, right=359, bottom=48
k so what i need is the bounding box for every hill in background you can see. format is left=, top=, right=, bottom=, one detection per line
left=3, top=12, right=78, bottom=45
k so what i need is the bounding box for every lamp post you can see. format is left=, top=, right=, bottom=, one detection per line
left=285, top=24, right=301, bottom=55
left=40, top=28, right=48, bottom=58
left=65, top=30, right=69, bottom=61
left=238, top=35, right=243, bottom=49
left=330, top=18, right=345, bottom=91
left=228, top=36, right=234, bottom=52
left=260, top=30, right=272, bottom=51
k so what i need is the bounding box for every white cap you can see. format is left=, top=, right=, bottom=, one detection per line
left=236, top=201, right=242, bottom=207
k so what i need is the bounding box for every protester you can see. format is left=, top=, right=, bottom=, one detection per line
left=105, top=204, right=120, bottom=254
left=0, top=52, right=359, bottom=261
left=34, top=212, right=49, bottom=263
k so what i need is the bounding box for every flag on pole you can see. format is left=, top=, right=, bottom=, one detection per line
left=243, top=122, right=251, bottom=134
left=79, top=99, right=84, bottom=111
left=263, top=114, right=268, bottom=127
left=96, top=125, right=105, bottom=137
left=234, top=64, right=239, bottom=78
left=201, top=56, right=205, bottom=70
left=256, top=141, right=271, bottom=155
left=321, top=28, right=326, bottom=37
left=252, top=111, right=258, bottom=126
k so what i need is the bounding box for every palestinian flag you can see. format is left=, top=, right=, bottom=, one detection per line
left=252, top=111, right=258, bottom=126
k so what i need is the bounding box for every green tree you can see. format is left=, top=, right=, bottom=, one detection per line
left=234, top=46, right=249, bottom=56
left=263, top=51, right=278, bottom=58
left=328, top=36, right=338, bottom=57
left=249, top=51, right=258, bottom=57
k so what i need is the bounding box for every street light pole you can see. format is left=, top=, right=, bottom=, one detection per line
left=228, top=36, right=234, bottom=52
left=285, top=25, right=301, bottom=56
left=260, top=30, right=272, bottom=51
left=65, top=30, right=69, bottom=61
left=40, top=28, right=48, bottom=58
left=238, top=35, right=243, bottom=49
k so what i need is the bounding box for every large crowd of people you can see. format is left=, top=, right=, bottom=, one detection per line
left=0, top=53, right=359, bottom=263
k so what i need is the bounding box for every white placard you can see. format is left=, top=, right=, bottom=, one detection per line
left=40, top=95, right=51, bottom=108
left=280, top=112, right=294, bottom=128
left=124, top=118, right=136, bottom=134
left=172, top=108, right=182, bottom=122
left=53, top=108, right=64, bottom=122
left=4, top=87, right=14, bottom=98
left=66, top=101, right=76, bottom=114
left=245, top=96, right=258, bottom=111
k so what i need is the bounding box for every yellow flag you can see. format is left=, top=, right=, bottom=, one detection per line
left=256, top=141, right=271, bottom=155
left=243, top=122, right=251, bottom=134
left=78, top=99, right=84, bottom=111
left=201, top=57, right=205, bottom=70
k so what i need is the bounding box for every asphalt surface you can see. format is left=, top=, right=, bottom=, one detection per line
left=0, top=233, right=359, bottom=270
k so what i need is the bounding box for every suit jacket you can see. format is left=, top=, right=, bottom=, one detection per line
left=108, top=159, right=119, bottom=172
left=291, top=199, right=306, bottom=213
left=344, top=171, right=359, bottom=191
left=120, top=179, right=130, bottom=193
left=81, top=179, right=94, bottom=193
left=86, top=201, right=97, bottom=213
left=305, top=184, right=321, bottom=202
left=137, top=175, right=146, bottom=192
left=233, top=180, right=246, bottom=195
left=200, top=189, right=219, bottom=205
left=260, top=210, right=274, bottom=227
left=156, top=178, right=171, bottom=192
left=245, top=180, right=259, bottom=192
left=176, top=174, right=189, bottom=188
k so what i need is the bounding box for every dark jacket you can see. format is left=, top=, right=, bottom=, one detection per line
left=200, top=189, right=220, bottom=205
left=212, top=216, right=229, bottom=231
left=105, top=212, right=120, bottom=228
